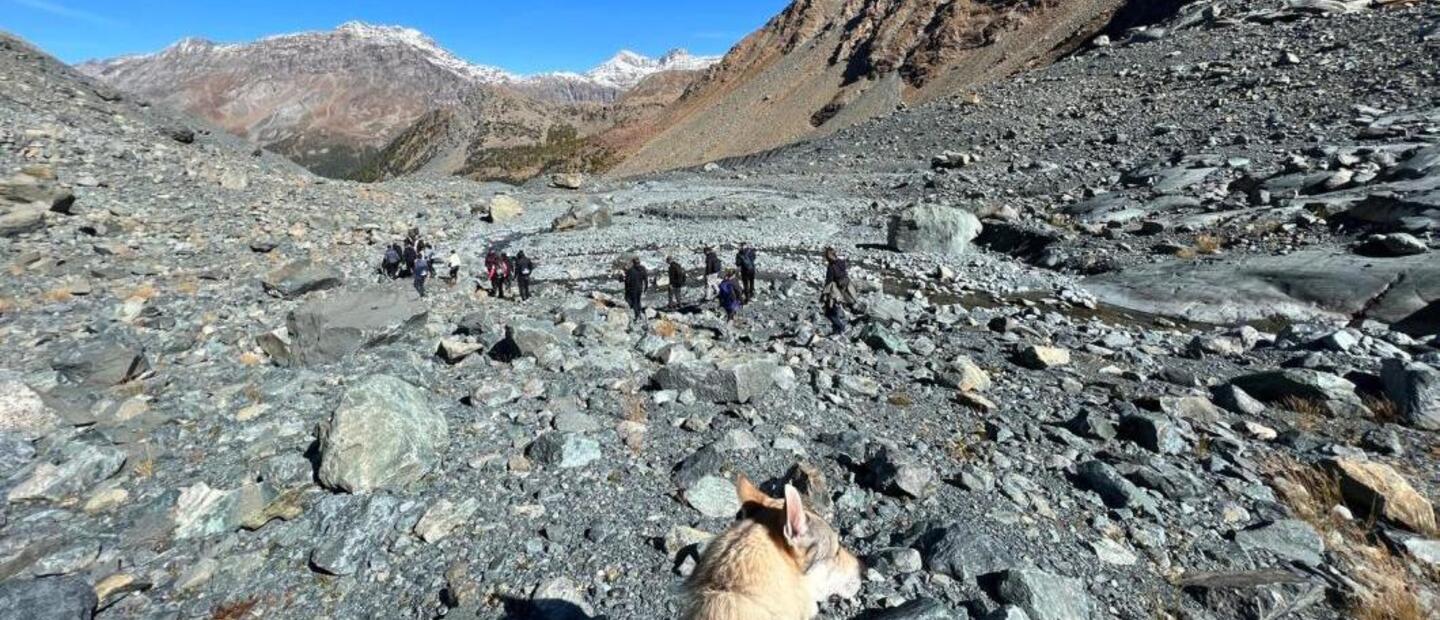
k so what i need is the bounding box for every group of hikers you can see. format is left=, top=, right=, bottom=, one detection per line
left=378, top=228, right=461, bottom=298
left=379, top=231, right=858, bottom=335
left=619, top=242, right=857, bottom=335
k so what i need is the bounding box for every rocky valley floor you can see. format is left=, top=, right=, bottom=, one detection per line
left=2, top=2, right=1440, bottom=620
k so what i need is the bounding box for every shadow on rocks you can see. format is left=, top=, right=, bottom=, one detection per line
left=498, top=596, right=604, bottom=620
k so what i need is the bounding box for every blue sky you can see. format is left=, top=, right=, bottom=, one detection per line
left=3, top=0, right=787, bottom=72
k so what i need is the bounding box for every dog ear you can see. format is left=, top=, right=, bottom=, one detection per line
left=783, top=484, right=810, bottom=545
left=735, top=474, right=770, bottom=508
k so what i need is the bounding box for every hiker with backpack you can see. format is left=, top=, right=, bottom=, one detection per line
left=624, top=257, right=648, bottom=320
left=382, top=243, right=401, bottom=279
left=485, top=249, right=509, bottom=299
left=413, top=251, right=431, bottom=298
left=667, top=255, right=687, bottom=308
left=717, top=269, right=742, bottom=323
left=821, top=247, right=857, bottom=335
left=702, top=246, right=721, bottom=301
left=514, top=251, right=535, bottom=301
left=735, top=242, right=758, bottom=303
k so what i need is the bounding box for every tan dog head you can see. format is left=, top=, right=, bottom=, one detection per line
left=736, top=475, right=862, bottom=604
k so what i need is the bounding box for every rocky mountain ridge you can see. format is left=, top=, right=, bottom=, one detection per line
left=77, top=22, right=719, bottom=179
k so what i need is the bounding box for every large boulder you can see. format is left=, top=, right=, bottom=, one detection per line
left=1323, top=458, right=1435, bottom=533
left=317, top=375, right=448, bottom=493
left=551, top=203, right=612, bottom=232
left=887, top=203, right=982, bottom=255
left=1230, top=369, right=1366, bottom=416
left=919, top=521, right=1015, bottom=582
left=280, top=288, right=428, bottom=366
left=651, top=356, right=780, bottom=404
left=261, top=259, right=343, bottom=299
left=51, top=341, right=149, bottom=388
left=487, top=194, right=524, bottom=222
left=551, top=172, right=585, bottom=190
left=1381, top=358, right=1440, bottom=430
left=996, top=569, right=1094, bottom=620
left=0, top=173, right=74, bottom=237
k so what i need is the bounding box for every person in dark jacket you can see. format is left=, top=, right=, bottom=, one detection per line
left=717, top=269, right=742, bottom=323
left=401, top=241, right=417, bottom=278
left=623, top=257, right=648, bottom=320
left=821, top=247, right=856, bottom=335
left=413, top=253, right=431, bottom=298
left=382, top=244, right=401, bottom=279
left=667, top=256, right=687, bottom=308
left=702, top=246, right=721, bottom=301
left=514, top=251, right=535, bottom=301
left=735, top=242, right=757, bottom=303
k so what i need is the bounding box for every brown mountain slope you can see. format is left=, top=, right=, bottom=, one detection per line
left=610, top=0, right=1132, bottom=176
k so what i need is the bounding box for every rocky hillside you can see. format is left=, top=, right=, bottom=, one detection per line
left=611, top=0, right=1165, bottom=175
left=3, top=2, right=1439, bottom=620
left=77, top=23, right=718, bottom=180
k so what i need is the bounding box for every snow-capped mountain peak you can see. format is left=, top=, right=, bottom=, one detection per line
left=584, top=48, right=721, bottom=89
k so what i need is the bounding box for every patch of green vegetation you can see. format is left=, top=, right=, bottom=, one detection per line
left=458, top=124, right=618, bottom=184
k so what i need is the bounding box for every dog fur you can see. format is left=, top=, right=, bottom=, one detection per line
left=682, top=474, right=861, bottom=619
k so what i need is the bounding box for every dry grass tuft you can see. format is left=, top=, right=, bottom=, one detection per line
left=238, top=351, right=264, bottom=367
left=621, top=394, right=647, bottom=424
left=653, top=318, right=679, bottom=339
left=123, top=283, right=159, bottom=301
left=1363, top=395, right=1403, bottom=426
left=1279, top=395, right=1326, bottom=431
left=1174, top=246, right=1198, bottom=260
left=174, top=279, right=200, bottom=296
left=888, top=392, right=914, bottom=407
left=1194, top=234, right=1225, bottom=255
left=212, top=598, right=258, bottom=620
left=1267, top=457, right=1435, bottom=619
left=41, top=287, right=73, bottom=303
left=132, top=446, right=156, bottom=479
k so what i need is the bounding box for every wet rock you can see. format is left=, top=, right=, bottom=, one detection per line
left=51, top=341, right=149, bottom=388
left=1016, top=345, right=1070, bottom=370
left=1323, top=458, right=1435, bottom=533
left=260, top=259, right=343, bottom=299
left=0, top=575, right=96, bottom=620
left=527, top=433, right=601, bottom=469
left=1380, top=358, right=1440, bottom=430
left=317, top=375, right=448, bottom=493
left=1233, top=519, right=1325, bottom=565
left=996, top=569, right=1092, bottom=620
left=282, top=288, right=428, bottom=366
left=684, top=475, right=740, bottom=518
left=887, top=203, right=983, bottom=255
